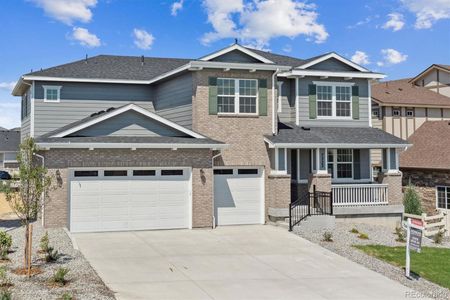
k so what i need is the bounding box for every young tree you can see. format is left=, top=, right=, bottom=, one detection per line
left=4, top=138, right=52, bottom=274
left=403, top=184, right=423, bottom=215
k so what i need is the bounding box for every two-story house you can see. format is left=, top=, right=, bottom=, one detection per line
left=12, top=43, right=408, bottom=233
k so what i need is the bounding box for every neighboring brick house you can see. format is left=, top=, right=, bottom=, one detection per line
left=400, top=121, right=450, bottom=215
left=0, top=128, right=20, bottom=170
left=12, top=43, right=408, bottom=233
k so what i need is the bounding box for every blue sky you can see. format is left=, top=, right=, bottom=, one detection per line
left=0, top=0, right=449, bottom=129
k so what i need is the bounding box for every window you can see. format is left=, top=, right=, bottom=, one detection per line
left=406, top=109, right=414, bottom=117
left=327, top=149, right=353, bottom=179
left=214, top=169, right=233, bottom=175
left=43, top=86, right=61, bottom=102
left=133, top=170, right=156, bottom=176
left=437, top=186, right=450, bottom=209
left=104, top=170, right=127, bottom=177
left=217, top=78, right=257, bottom=114
left=74, top=170, right=98, bottom=177
left=161, top=169, right=183, bottom=176
left=316, top=83, right=353, bottom=118
left=392, top=108, right=401, bottom=117
left=238, top=169, right=258, bottom=175
left=372, top=109, right=379, bottom=117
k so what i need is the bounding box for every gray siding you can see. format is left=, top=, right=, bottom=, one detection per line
left=277, top=78, right=295, bottom=123
left=154, top=73, right=193, bottom=128
left=210, top=50, right=261, bottom=63
left=72, top=110, right=187, bottom=137
left=34, top=99, right=155, bottom=137
left=33, top=81, right=155, bottom=137
left=21, top=117, right=31, bottom=140
left=298, top=77, right=370, bottom=127
left=307, top=58, right=357, bottom=72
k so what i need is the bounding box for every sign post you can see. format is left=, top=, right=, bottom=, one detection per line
left=405, top=217, right=423, bottom=279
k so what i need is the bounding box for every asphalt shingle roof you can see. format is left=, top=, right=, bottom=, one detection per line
left=266, top=123, right=408, bottom=146
left=245, top=48, right=306, bottom=67
left=35, top=136, right=224, bottom=145
left=400, top=121, right=450, bottom=170
left=0, top=129, right=21, bottom=152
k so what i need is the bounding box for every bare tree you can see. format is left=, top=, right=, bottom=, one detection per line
left=4, top=138, right=52, bottom=274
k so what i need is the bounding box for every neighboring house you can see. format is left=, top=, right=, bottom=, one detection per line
left=411, top=64, right=450, bottom=98
left=12, top=43, right=408, bottom=233
left=400, top=121, right=450, bottom=230
left=0, top=128, right=20, bottom=169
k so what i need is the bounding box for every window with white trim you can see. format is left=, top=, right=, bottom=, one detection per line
left=392, top=108, right=401, bottom=117
left=317, top=84, right=352, bottom=118
left=437, top=186, right=450, bottom=209
left=406, top=109, right=414, bottom=117
left=217, top=78, right=257, bottom=114
left=43, top=86, right=61, bottom=102
left=327, top=149, right=353, bottom=179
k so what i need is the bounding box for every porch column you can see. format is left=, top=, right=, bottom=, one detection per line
left=268, top=147, right=291, bottom=221
left=379, top=148, right=402, bottom=205
left=308, top=147, right=331, bottom=193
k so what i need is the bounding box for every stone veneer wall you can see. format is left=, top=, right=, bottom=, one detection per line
left=401, top=168, right=450, bottom=214
left=42, top=148, right=213, bottom=228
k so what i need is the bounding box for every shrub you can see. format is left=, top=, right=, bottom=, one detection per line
left=40, top=232, right=49, bottom=253
left=322, top=232, right=333, bottom=242
left=350, top=228, right=359, bottom=234
left=0, top=232, right=12, bottom=260
left=0, top=290, right=11, bottom=300
left=52, top=268, right=69, bottom=286
left=433, top=230, right=445, bottom=244
left=395, top=227, right=406, bottom=242
left=358, top=233, right=369, bottom=240
left=45, top=246, right=60, bottom=263
left=0, top=266, right=11, bottom=288
left=403, top=185, right=423, bottom=215
left=60, top=292, right=73, bottom=300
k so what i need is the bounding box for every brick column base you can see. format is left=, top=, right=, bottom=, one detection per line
left=378, top=171, right=403, bottom=205
left=267, top=174, right=291, bottom=221
left=308, top=173, right=332, bottom=193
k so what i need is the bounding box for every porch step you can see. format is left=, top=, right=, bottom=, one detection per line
left=299, top=215, right=336, bottom=231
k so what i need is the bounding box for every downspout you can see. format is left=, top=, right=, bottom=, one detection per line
left=272, top=68, right=281, bottom=135
left=211, top=150, right=222, bottom=229
left=33, top=153, right=45, bottom=227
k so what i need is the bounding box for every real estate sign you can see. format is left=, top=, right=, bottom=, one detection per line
left=404, top=217, right=424, bottom=279
left=409, top=227, right=422, bottom=253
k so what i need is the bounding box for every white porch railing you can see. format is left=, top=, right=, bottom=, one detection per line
left=332, top=184, right=389, bottom=206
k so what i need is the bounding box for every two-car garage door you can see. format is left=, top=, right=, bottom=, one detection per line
left=69, top=168, right=191, bottom=233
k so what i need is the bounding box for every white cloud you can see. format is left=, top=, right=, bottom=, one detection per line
left=351, top=51, right=370, bottom=65
left=133, top=29, right=155, bottom=50
left=401, top=0, right=450, bottom=29
left=171, top=0, right=184, bottom=16
left=201, top=0, right=328, bottom=49
left=382, top=13, right=405, bottom=31
left=0, top=99, right=20, bottom=129
left=0, top=82, right=17, bottom=92
left=71, top=27, right=101, bottom=47
left=347, top=15, right=379, bottom=29
left=377, top=48, right=408, bottom=66
left=30, top=0, right=97, bottom=25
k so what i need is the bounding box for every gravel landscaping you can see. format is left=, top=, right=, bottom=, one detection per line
left=0, top=219, right=115, bottom=300
left=294, top=221, right=450, bottom=300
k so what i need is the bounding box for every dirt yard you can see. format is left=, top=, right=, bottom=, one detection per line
left=0, top=193, right=15, bottom=219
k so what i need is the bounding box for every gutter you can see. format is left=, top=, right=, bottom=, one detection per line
left=35, top=142, right=230, bottom=150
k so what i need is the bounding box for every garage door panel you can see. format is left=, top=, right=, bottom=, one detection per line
left=70, top=168, right=191, bottom=233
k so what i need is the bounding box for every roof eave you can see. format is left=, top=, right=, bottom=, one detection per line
left=264, top=138, right=411, bottom=149
left=36, top=142, right=229, bottom=150
left=280, top=69, right=385, bottom=79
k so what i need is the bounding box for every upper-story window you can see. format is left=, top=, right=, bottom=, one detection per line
left=316, top=83, right=352, bottom=118
left=217, top=78, right=257, bottom=114
left=406, top=109, right=414, bottom=117
left=392, top=108, right=401, bottom=117
left=43, top=85, right=62, bottom=102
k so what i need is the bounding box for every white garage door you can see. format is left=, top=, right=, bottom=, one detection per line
left=69, top=168, right=191, bottom=233
left=214, top=167, right=264, bottom=226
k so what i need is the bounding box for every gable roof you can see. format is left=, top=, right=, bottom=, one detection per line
left=296, top=52, right=369, bottom=72
left=409, top=64, right=450, bottom=84
left=243, top=48, right=306, bottom=67
left=400, top=121, right=450, bottom=170
left=47, top=104, right=205, bottom=139
left=200, top=44, right=274, bottom=64
left=0, top=130, right=20, bottom=152
left=372, top=78, right=450, bottom=107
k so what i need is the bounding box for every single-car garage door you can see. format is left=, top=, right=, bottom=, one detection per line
left=69, top=168, right=191, bottom=233
left=214, top=167, right=264, bottom=226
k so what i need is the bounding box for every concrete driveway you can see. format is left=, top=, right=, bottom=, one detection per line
left=73, top=225, right=414, bottom=300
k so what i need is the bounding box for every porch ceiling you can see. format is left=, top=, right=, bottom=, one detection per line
left=265, top=123, right=410, bottom=149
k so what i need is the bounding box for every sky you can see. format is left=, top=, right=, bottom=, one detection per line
left=0, top=0, right=449, bottom=129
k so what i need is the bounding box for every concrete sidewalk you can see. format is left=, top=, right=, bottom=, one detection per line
left=73, top=225, right=416, bottom=300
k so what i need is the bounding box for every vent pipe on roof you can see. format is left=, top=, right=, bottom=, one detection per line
left=141, top=55, right=145, bottom=66
left=85, top=54, right=88, bottom=64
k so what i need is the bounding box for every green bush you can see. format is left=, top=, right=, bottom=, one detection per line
left=322, top=232, right=333, bottom=242
left=350, top=228, right=359, bottom=234
left=0, top=266, right=11, bottom=288
left=358, top=233, right=369, bottom=240
left=0, top=232, right=12, bottom=260
left=395, top=227, right=406, bottom=242
left=45, top=246, right=60, bottom=263
left=403, top=185, right=423, bottom=215
left=40, top=231, right=49, bottom=253
left=434, top=230, right=445, bottom=244
left=60, top=292, right=73, bottom=300
left=52, top=268, right=69, bottom=286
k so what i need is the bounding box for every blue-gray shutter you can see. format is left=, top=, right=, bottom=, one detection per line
left=209, top=77, right=218, bottom=115
left=353, top=149, right=361, bottom=179
left=352, top=85, right=359, bottom=120
left=258, top=79, right=267, bottom=116
left=308, top=84, right=317, bottom=119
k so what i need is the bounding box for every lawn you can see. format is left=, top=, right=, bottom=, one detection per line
left=354, top=245, right=450, bottom=289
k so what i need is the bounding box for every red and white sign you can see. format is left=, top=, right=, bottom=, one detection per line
left=411, top=218, right=424, bottom=228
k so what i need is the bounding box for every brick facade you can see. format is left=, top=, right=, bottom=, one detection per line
left=42, top=148, right=213, bottom=228
left=401, top=167, right=450, bottom=214
left=378, top=171, right=403, bottom=205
